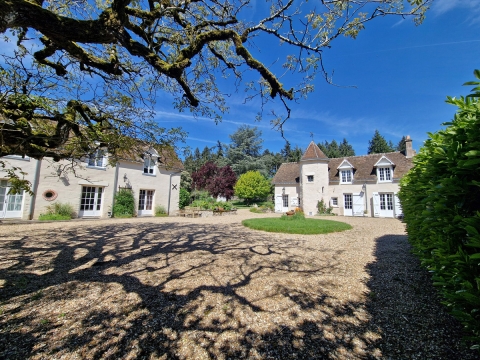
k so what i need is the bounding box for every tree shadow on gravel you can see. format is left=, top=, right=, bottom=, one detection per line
left=0, top=222, right=477, bottom=359
left=364, top=234, right=478, bottom=359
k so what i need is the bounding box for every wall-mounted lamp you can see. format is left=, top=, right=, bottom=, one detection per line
left=362, top=183, right=366, bottom=191
left=282, top=187, right=286, bottom=195
left=123, top=173, right=128, bottom=182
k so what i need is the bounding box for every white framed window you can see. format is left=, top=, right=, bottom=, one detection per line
left=380, top=193, right=394, bottom=210
left=331, top=197, right=338, bottom=207
left=79, top=186, right=103, bottom=217
left=307, top=175, right=314, bottom=182
left=282, top=195, right=289, bottom=208
left=138, top=190, right=154, bottom=215
left=377, top=166, right=392, bottom=182
left=344, top=194, right=352, bottom=209
left=143, top=156, right=156, bottom=175
left=340, top=169, right=353, bottom=184
left=87, top=149, right=106, bottom=168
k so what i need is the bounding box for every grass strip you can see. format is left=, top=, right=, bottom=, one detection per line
left=242, top=217, right=352, bottom=235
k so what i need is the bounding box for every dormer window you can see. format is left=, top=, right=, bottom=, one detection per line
left=337, top=159, right=354, bottom=184
left=340, top=170, right=353, bottom=184
left=143, top=156, right=156, bottom=175
left=87, top=149, right=106, bottom=168
left=377, top=167, right=392, bottom=182
left=374, top=156, right=394, bottom=183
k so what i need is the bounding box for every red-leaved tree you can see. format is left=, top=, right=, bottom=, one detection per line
left=192, top=162, right=236, bottom=200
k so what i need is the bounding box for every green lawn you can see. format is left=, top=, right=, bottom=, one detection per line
left=242, top=217, right=352, bottom=235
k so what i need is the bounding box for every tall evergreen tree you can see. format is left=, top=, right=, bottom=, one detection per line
left=318, top=139, right=355, bottom=158
left=339, top=138, right=355, bottom=157
left=367, top=130, right=395, bottom=154
left=289, top=145, right=303, bottom=162
left=396, top=136, right=407, bottom=153
left=281, top=142, right=292, bottom=161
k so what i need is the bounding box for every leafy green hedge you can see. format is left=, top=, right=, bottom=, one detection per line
left=399, top=71, right=480, bottom=348
left=112, top=189, right=135, bottom=218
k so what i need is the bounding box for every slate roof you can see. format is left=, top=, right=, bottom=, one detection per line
left=301, top=141, right=328, bottom=161
left=272, top=151, right=413, bottom=185
left=118, top=145, right=184, bottom=171
left=328, top=152, right=413, bottom=184
left=271, top=162, right=300, bottom=185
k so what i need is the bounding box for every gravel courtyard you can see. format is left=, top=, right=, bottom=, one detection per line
left=0, top=210, right=476, bottom=359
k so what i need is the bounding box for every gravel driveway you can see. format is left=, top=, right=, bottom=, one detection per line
left=0, top=210, right=476, bottom=359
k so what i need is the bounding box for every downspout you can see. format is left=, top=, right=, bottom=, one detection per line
left=111, top=162, right=119, bottom=217
left=167, top=170, right=181, bottom=215
left=28, top=158, right=42, bottom=220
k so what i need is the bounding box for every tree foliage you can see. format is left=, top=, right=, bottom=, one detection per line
left=399, top=70, right=480, bottom=347
left=112, top=189, right=135, bottom=217
left=317, top=138, right=355, bottom=158
left=1, top=0, right=431, bottom=165
left=396, top=135, right=407, bottom=153
left=367, top=130, right=395, bottom=154
left=192, top=161, right=236, bottom=200
left=178, top=188, right=190, bottom=209
left=234, top=170, right=271, bottom=204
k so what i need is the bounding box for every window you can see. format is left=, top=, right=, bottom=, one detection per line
left=80, top=186, right=103, bottom=211
left=307, top=175, right=314, bottom=182
left=340, top=170, right=353, bottom=184
left=377, top=167, right=392, bottom=182
left=344, top=194, right=352, bottom=209
left=143, top=156, right=156, bottom=175
left=380, top=193, right=393, bottom=210
left=87, top=149, right=106, bottom=168
left=331, top=197, right=338, bottom=206
left=139, top=190, right=154, bottom=211
left=282, top=194, right=288, bottom=208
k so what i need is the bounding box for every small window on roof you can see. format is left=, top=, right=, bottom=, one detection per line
left=340, top=169, right=353, bottom=184
left=143, top=156, right=156, bottom=175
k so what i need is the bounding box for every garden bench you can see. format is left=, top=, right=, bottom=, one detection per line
left=179, top=206, right=201, bottom=218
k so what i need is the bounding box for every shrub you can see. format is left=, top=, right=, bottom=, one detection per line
left=317, top=199, right=333, bottom=215
left=234, top=171, right=271, bottom=205
left=399, top=70, right=480, bottom=348
left=179, top=188, right=190, bottom=209
left=39, top=202, right=75, bottom=221
left=155, top=205, right=168, bottom=217
left=112, top=189, right=135, bottom=218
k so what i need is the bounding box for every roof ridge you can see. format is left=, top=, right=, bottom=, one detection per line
left=329, top=151, right=402, bottom=160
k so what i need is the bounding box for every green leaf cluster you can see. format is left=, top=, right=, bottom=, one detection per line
left=179, top=188, right=191, bottom=210
left=234, top=171, right=272, bottom=204
left=112, top=189, right=135, bottom=218
left=39, top=202, right=75, bottom=220
left=399, top=71, right=480, bottom=347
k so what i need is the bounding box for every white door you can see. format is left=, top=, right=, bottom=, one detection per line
left=79, top=186, right=103, bottom=217
left=275, top=195, right=283, bottom=213
left=379, top=193, right=394, bottom=218
left=0, top=180, right=24, bottom=219
left=344, top=194, right=353, bottom=216
left=138, top=189, right=154, bottom=216
left=353, top=193, right=364, bottom=217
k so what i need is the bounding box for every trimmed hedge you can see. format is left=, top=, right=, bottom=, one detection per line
left=399, top=71, right=480, bottom=348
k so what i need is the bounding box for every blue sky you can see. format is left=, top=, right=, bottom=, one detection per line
left=153, top=0, right=480, bottom=157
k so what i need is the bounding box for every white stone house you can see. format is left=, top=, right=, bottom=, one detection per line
left=272, top=137, right=415, bottom=218
left=0, top=147, right=183, bottom=220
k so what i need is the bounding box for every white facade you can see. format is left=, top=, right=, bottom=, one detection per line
left=1, top=152, right=182, bottom=220
left=272, top=141, right=414, bottom=218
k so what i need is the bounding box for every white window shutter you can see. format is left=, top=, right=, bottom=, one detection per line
left=372, top=192, right=380, bottom=217
left=394, top=193, right=403, bottom=218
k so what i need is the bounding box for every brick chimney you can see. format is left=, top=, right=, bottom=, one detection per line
left=405, top=135, right=415, bottom=158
